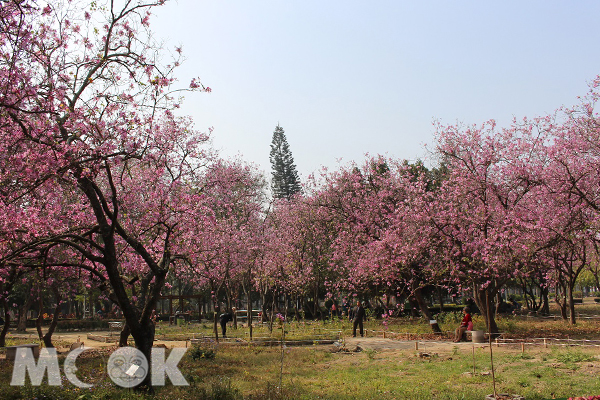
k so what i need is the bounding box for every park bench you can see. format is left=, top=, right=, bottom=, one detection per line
left=108, top=321, right=124, bottom=334
left=6, top=343, right=40, bottom=360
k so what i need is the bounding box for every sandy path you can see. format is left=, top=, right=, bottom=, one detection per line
left=8, top=330, right=189, bottom=349
left=343, top=336, right=486, bottom=353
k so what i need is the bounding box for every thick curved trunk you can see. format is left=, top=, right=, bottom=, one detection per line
left=129, top=320, right=156, bottom=390
left=42, top=304, right=61, bottom=348
left=36, top=288, right=62, bottom=348
left=413, top=288, right=441, bottom=333
left=474, top=285, right=499, bottom=334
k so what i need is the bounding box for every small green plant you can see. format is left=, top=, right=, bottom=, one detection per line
left=504, top=318, right=517, bottom=333
left=518, top=378, right=530, bottom=388
left=364, top=348, right=378, bottom=360
left=208, top=378, right=241, bottom=400
left=510, top=353, right=534, bottom=360
left=555, top=350, right=596, bottom=363
left=189, top=343, right=217, bottom=360
left=365, top=307, right=375, bottom=320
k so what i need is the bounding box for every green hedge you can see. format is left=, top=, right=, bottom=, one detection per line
left=25, top=319, right=115, bottom=331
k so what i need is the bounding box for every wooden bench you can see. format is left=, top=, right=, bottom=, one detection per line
left=6, top=343, right=40, bottom=360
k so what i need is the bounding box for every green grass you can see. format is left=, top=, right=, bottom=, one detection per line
left=154, top=299, right=600, bottom=342
left=1, top=341, right=599, bottom=399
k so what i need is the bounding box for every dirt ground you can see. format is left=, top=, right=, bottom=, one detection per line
left=344, top=336, right=483, bottom=353
left=8, top=329, right=471, bottom=350
left=7, top=330, right=189, bottom=350
left=7, top=329, right=600, bottom=358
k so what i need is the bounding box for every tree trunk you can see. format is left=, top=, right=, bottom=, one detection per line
left=226, top=287, right=236, bottom=329
left=17, top=294, right=34, bottom=332
left=283, top=294, right=290, bottom=321
left=473, top=285, right=499, bottom=334
left=119, top=323, right=131, bottom=347
left=247, top=306, right=253, bottom=341
left=519, top=277, right=538, bottom=311
left=0, top=300, right=11, bottom=347
left=413, top=288, right=441, bottom=333
left=312, top=286, right=319, bottom=320
left=42, top=300, right=61, bottom=348
left=408, top=297, right=420, bottom=318
left=74, top=298, right=81, bottom=320
left=269, top=294, right=276, bottom=332
left=36, top=288, right=62, bottom=348
left=261, top=291, right=268, bottom=323
left=242, top=282, right=253, bottom=340
left=294, top=294, right=301, bottom=321
left=437, top=287, right=444, bottom=313
left=128, top=319, right=156, bottom=390
left=494, top=292, right=502, bottom=315
left=567, top=281, right=576, bottom=325
left=36, top=298, right=44, bottom=342
left=540, top=286, right=550, bottom=315
left=213, top=297, right=219, bottom=342
left=555, top=283, right=568, bottom=320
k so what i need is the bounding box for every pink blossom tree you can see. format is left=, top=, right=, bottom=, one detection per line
left=538, top=77, right=600, bottom=323
left=0, top=0, right=213, bottom=387
left=432, top=119, right=549, bottom=333
left=313, top=157, right=445, bottom=331
left=175, top=159, right=267, bottom=339
left=262, top=196, right=337, bottom=321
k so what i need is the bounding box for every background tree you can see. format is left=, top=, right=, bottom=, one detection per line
left=269, top=125, right=302, bottom=199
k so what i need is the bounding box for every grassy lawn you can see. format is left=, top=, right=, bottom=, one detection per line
left=0, top=341, right=599, bottom=399
left=151, top=311, right=600, bottom=342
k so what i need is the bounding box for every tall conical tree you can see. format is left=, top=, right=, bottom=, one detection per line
left=270, top=124, right=302, bottom=199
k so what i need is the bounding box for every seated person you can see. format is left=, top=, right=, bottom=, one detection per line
left=453, top=307, right=473, bottom=342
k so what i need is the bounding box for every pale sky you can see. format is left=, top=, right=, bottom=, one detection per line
left=151, top=1, right=600, bottom=180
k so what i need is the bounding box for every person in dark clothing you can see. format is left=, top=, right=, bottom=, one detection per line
left=219, top=311, right=233, bottom=337
left=352, top=300, right=366, bottom=337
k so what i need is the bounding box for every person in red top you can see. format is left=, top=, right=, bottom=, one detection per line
left=453, top=307, right=473, bottom=342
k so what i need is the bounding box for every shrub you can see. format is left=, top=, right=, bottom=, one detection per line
left=434, top=311, right=462, bottom=324
left=189, top=343, right=217, bottom=360
left=208, top=378, right=241, bottom=400
left=57, top=319, right=111, bottom=331
left=555, top=350, right=596, bottom=363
